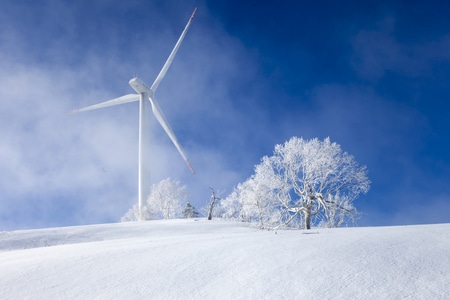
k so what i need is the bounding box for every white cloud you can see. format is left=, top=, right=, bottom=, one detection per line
left=0, top=1, right=270, bottom=229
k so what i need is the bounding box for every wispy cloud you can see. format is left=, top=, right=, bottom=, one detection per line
left=351, top=17, right=450, bottom=80
left=0, top=1, right=267, bottom=229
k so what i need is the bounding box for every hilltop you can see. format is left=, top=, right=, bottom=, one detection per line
left=1, top=220, right=449, bottom=299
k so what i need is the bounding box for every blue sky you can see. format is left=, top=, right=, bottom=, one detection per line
left=1, top=0, right=449, bottom=230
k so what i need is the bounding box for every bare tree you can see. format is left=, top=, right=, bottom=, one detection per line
left=256, top=137, right=370, bottom=229
left=207, top=188, right=220, bottom=220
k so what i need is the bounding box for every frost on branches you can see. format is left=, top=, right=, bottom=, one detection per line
left=220, top=137, right=370, bottom=230
left=183, top=202, right=199, bottom=219
left=220, top=168, right=280, bottom=229
left=121, top=178, right=188, bottom=221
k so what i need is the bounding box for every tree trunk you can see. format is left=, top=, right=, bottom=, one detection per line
left=208, top=189, right=220, bottom=220
left=304, top=209, right=311, bottom=230
left=207, top=198, right=215, bottom=220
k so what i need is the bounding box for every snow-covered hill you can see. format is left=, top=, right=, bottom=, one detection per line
left=1, top=220, right=449, bottom=299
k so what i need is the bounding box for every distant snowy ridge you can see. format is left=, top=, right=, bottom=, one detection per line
left=0, top=219, right=246, bottom=251
left=1, top=220, right=449, bottom=299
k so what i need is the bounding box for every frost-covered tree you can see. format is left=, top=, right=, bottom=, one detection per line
left=257, top=137, right=370, bottom=229
left=220, top=168, right=279, bottom=228
left=121, top=204, right=139, bottom=222
left=121, top=204, right=157, bottom=222
left=219, top=188, right=242, bottom=220
left=147, top=178, right=188, bottom=219
left=182, top=202, right=199, bottom=218
left=121, top=178, right=188, bottom=222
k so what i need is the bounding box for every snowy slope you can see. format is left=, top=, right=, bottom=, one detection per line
left=1, top=220, right=449, bottom=299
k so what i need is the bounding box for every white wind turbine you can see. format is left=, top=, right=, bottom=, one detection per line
left=70, top=8, right=197, bottom=220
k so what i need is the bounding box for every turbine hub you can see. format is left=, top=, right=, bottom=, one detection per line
left=129, top=77, right=152, bottom=95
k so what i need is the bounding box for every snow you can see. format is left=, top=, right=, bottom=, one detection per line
left=1, top=220, right=449, bottom=299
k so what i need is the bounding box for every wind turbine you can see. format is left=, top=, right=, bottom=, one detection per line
left=70, top=8, right=197, bottom=220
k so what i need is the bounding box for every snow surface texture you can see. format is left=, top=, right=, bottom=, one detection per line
left=1, top=220, right=449, bottom=299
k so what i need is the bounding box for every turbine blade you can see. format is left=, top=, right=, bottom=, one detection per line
left=150, top=7, right=198, bottom=93
left=69, top=94, right=140, bottom=114
left=149, top=95, right=195, bottom=174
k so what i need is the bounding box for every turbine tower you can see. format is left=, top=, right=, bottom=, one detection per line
left=70, top=8, right=197, bottom=220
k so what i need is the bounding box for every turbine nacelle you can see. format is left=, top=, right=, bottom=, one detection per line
left=129, top=77, right=152, bottom=95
